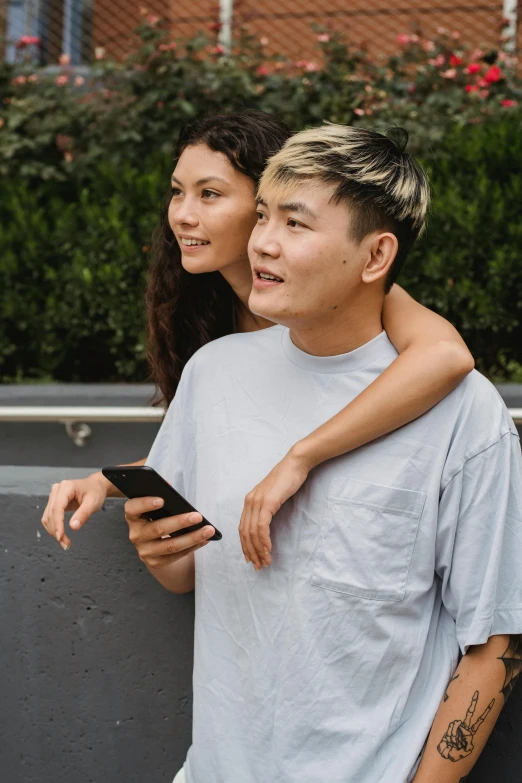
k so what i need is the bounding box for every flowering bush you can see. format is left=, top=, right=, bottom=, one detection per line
left=0, top=17, right=521, bottom=381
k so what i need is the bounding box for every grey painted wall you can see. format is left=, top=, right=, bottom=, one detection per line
left=2, top=467, right=522, bottom=783
left=1, top=384, right=521, bottom=469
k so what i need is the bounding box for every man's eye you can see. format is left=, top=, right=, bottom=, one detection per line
left=288, top=218, right=303, bottom=228
left=256, top=211, right=266, bottom=221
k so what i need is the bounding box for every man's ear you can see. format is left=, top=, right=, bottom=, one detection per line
left=361, top=233, right=398, bottom=285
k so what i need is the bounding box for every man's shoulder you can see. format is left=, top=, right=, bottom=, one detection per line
left=181, top=326, right=285, bottom=385
left=441, top=369, right=518, bottom=482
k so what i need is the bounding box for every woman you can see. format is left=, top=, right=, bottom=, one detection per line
left=41, top=110, right=474, bottom=570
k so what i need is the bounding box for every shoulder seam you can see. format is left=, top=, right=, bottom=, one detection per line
left=441, top=429, right=520, bottom=492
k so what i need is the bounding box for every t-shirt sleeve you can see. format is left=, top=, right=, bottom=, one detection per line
left=436, top=429, right=522, bottom=654
left=145, top=369, right=194, bottom=496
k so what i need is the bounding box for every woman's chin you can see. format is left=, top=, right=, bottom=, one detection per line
left=181, top=253, right=220, bottom=275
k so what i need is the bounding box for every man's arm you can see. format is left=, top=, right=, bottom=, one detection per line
left=413, top=634, right=522, bottom=782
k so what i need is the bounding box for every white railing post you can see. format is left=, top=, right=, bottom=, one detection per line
left=502, top=0, right=518, bottom=52
left=219, top=0, right=234, bottom=53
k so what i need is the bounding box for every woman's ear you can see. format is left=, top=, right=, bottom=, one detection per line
left=361, top=233, right=398, bottom=285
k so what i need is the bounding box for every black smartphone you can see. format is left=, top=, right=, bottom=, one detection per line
left=101, top=465, right=222, bottom=541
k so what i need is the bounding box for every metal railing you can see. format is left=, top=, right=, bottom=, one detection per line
left=0, top=405, right=520, bottom=447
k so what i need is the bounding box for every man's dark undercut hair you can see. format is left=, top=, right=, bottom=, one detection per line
left=259, top=123, right=431, bottom=292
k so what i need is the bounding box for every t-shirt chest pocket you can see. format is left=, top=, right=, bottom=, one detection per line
left=312, top=478, right=426, bottom=602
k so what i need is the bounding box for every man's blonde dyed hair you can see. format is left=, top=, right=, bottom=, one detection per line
left=259, top=123, right=431, bottom=291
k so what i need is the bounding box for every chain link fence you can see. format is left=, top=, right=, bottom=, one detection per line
left=1, top=0, right=519, bottom=65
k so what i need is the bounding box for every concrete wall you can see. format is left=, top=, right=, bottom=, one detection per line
left=2, top=466, right=522, bottom=783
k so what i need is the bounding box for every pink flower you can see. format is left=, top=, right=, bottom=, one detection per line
left=210, top=45, right=225, bottom=55
left=260, top=37, right=269, bottom=45
left=449, top=55, right=462, bottom=66
left=465, top=63, right=481, bottom=74
left=146, top=14, right=160, bottom=25
left=500, top=98, right=517, bottom=107
left=479, top=89, right=489, bottom=99
left=257, top=65, right=269, bottom=76
left=16, top=35, right=40, bottom=48
left=470, top=48, right=484, bottom=61
left=410, top=34, right=419, bottom=43
left=94, top=47, right=105, bottom=60
left=484, top=65, right=503, bottom=83
left=159, top=42, right=176, bottom=51
left=209, top=22, right=222, bottom=31
left=407, top=84, right=416, bottom=93
left=353, top=108, right=365, bottom=116
left=305, top=61, right=320, bottom=72
left=465, top=84, right=479, bottom=93
left=451, top=31, right=461, bottom=39
left=397, top=33, right=411, bottom=45
left=441, top=68, right=457, bottom=79
left=74, top=75, right=85, bottom=87
left=139, top=6, right=148, bottom=15
left=64, top=152, right=73, bottom=164
left=422, top=40, right=435, bottom=52
left=55, top=74, right=69, bottom=86
left=428, top=54, right=445, bottom=67
left=317, top=33, right=330, bottom=43
left=59, top=53, right=71, bottom=66
left=28, top=74, right=38, bottom=83
left=436, top=26, right=447, bottom=35
left=12, top=75, right=27, bottom=86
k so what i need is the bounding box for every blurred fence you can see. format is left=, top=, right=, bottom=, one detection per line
left=1, top=0, right=520, bottom=66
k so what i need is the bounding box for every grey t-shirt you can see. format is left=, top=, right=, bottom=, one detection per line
left=147, top=326, right=522, bottom=783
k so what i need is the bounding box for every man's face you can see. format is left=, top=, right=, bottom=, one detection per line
left=248, top=183, right=372, bottom=327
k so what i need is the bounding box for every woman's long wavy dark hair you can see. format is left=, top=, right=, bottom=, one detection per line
left=146, top=110, right=292, bottom=406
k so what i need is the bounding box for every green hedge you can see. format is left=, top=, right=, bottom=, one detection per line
left=1, top=111, right=521, bottom=383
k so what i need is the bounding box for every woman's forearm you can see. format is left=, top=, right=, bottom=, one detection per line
left=90, top=457, right=147, bottom=498
left=292, top=341, right=473, bottom=470
left=413, top=634, right=519, bottom=782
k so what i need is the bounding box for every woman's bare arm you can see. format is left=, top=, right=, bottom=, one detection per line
left=239, top=286, right=474, bottom=569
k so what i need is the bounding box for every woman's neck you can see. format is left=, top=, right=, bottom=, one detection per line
left=220, top=260, right=274, bottom=334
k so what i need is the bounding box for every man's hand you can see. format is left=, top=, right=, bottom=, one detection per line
left=437, top=691, right=495, bottom=762
left=125, top=496, right=216, bottom=570
left=239, top=449, right=311, bottom=570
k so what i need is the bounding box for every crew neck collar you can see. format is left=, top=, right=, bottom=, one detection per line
left=281, top=328, right=394, bottom=374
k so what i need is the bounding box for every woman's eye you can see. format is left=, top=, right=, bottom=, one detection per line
left=170, top=187, right=182, bottom=197
left=202, top=189, right=219, bottom=199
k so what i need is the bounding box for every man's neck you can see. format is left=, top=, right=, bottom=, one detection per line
left=288, top=299, right=384, bottom=357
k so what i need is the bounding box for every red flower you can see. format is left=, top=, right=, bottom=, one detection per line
left=449, top=55, right=462, bottom=66
left=16, top=35, right=40, bottom=48
left=484, top=65, right=503, bottom=83
left=465, top=84, right=479, bottom=93
left=465, top=63, right=481, bottom=74
left=210, top=45, right=225, bottom=55
left=209, top=22, right=222, bottom=31
left=501, top=98, right=517, bottom=107
left=256, top=65, right=269, bottom=76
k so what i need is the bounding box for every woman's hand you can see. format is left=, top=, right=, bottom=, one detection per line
left=41, top=473, right=111, bottom=550
left=239, top=447, right=311, bottom=570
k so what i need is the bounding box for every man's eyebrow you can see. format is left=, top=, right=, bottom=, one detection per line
left=278, top=201, right=318, bottom=220
left=170, top=175, right=229, bottom=186
left=255, top=197, right=318, bottom=220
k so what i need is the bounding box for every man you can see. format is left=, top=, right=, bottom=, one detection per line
left=126, top=124, right=522, bottom=783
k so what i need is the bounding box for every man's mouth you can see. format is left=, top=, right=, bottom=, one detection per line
left=257, top=272, right=283, bottom=282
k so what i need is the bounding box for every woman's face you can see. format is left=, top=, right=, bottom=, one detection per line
left=168, top=143, right=258, bottom=275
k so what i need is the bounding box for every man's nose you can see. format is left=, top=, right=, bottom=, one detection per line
left=251, top=231, right=280, bottom=259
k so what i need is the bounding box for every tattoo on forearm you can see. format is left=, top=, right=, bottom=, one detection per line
left=444, top=673, right=460, bottom=702
left=437, top=691, right=495, bottom=762
left=498, top=635, right=522, bottom=700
